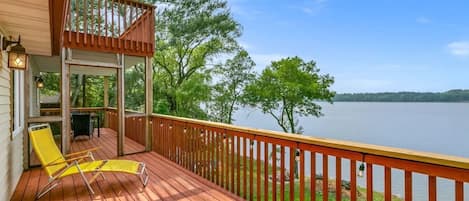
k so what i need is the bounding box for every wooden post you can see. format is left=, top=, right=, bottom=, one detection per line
left=145, top=56, right=153, bottom=151
left=103, top=76, right=109, bottom=128
left=117, top=54, right=125, bottom=156
left=22, top=56, right=31, bottom=169
left=61, top=48, right=71, bottom=154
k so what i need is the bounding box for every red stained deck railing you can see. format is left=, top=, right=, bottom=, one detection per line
left=63, top=0, right=155, bottom=56
left=104, top=109, right=469, bottom=201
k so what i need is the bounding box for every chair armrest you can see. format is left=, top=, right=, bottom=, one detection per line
left=45, top=155, right=91, bottom=167
left=65, top=147, right=100, bottom=157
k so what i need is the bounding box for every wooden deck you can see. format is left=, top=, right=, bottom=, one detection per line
left=11, top=129, right=242, bottom=201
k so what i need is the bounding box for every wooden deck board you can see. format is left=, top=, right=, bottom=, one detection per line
left=12, top=128, right=241, bottom=201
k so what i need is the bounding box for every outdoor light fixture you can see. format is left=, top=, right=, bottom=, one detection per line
left=295, top=150, right=300, bottom=161
left=358, top=163, right=365, bottom=177
left=34, top=76, right=44, bottom=88
left=2, top=35, right=27, bottom=70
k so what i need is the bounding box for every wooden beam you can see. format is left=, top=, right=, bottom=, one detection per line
left=22, top=57, right=30, bottom=169
left=65, top=59, right=121, bottom=69
left=117, top=54, right=125, bottom=156
left=49, top=0, right=68, bottom=56
left=103, top=76, right=109, bottom=128
left=61, top=48, right=71, bottom=154
left=145, top=56, right=153, bottom=151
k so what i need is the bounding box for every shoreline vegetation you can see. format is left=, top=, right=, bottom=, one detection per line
left=211, top=156, right=403, bottom=201
left=334, top=89, right=469, bottom=102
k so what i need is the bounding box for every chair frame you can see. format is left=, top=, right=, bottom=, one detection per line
left=29, top=124, right=149, bottom=200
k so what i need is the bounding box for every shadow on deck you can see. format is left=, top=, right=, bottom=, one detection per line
left=11, top=128, right=241, bottom=201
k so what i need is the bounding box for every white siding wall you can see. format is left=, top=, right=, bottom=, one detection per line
left=0, top=42, right=24, bottom=200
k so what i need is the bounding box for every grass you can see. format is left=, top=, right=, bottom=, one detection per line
left=195, top=154, right=403, bottom=201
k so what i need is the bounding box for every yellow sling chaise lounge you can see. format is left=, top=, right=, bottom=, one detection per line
left=28, top=124, right=149, bottom=199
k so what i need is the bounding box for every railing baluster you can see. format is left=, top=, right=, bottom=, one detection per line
left=91, top=0, right=94, bottom=46
left=272, top=144, right=277, bottom=201
left=97, top=0, right=101, bottom=46
left=323, top=154, right=328, bottom=201
left=243, top=137, right=247, bottom=199
left=118, top=1, right=121, bottom=49
left=350, top=160, right=357, bottom=201
left=429, top=176, right=436, bottom=201
left=257, top=140, right=261, bottom=201
left=455, top=181, right=464, bottom=201
left=111, top=0, right=114, bottom=48
left=206, top=129, right=210, bottom=178
left=366, top=163, right=373, bottom=201
left=220, top=132, right=225, bottom=187
left=237, top=135, right=241, bottom=195
left=75, top=0, right=79, bottom=44
left=385, top=167, right=391, bottom=201
left=249, top=139, right=254, bottom=201
left=84, top=0, right=88, bottom=45
left=335, top=157, right=341, bottom=201
left=405, top=171, right=412, bottom=201
left=216, top=131, right=220, bottom=185
left=231, top=135, right=235, bottom=193
left=311, top=152, right=316, bottom=201
left=104, top=0, right=108, bottom=47
left=264, top=142, right=268, bottom=201
left=290, top=148, right=295, bottom=200
left=280, top=146, right=285, bottom=201
left=299, top=149, right=305, bottom=201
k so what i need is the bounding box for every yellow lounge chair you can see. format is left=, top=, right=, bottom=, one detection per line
left=28, top=124, right=149, bottom=199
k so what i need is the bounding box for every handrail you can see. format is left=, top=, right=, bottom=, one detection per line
left=151, top=113, right=469, bottom=170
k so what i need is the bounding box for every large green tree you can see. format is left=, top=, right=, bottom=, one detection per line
left=244, top=57, right=335, bottom=134
left=153, top=0, right=241, bottom=118
left=209, top=50, right=256, bottom=124
left=244, top=57, right=335, bottom=178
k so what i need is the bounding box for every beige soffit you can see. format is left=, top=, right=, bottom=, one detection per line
left=0, top=0, right=51, bottom=56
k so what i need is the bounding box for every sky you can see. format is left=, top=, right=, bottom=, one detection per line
left=227, top=0, right=469, bottom=93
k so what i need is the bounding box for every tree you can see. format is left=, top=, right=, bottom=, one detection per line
left=209, top=50, right=256, bottom=124
left=245, top=57, right=335, bottom=134
left=244, top=57, right=335, bottom=178
left=153, top=0, right=242, bottom=117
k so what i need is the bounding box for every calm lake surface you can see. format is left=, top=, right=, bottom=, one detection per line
left=233, top=102, right=469, bottom=201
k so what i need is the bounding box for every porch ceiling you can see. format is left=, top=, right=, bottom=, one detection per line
left=0, top=0, right=51, bottom=56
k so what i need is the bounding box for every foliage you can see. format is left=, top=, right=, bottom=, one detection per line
left=153, top=0, right=242, bottom=118
left=334, top=89, right=469, bottom=102
left=244, top=57, right=335, bottom=134
left=209, top=50, right=256, bottom=124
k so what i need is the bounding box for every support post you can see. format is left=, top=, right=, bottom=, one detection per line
left=117, top=54, right=125, bottom=156
left=22, top=56, right=31, bottom=169
left=61, top=48, right=71, bottom=154
left=103, top=76, right=109, bottom=128
left=144, top=56, right=153, bottom=151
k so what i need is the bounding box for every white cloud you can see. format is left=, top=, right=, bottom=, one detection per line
left=448, top=41, right=469, bottom=57
left=416, top=17, right=431, bottom=24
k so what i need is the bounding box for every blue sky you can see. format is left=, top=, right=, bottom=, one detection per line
left=227, top=0, right=469, bottom=93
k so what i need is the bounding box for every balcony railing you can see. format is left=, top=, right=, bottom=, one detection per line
left=99, top=108, right=469, bottom=200
left=63, top=0, right=155, bottom=56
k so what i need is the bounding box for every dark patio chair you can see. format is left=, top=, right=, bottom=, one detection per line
left=71, top=113, right=93, bottom=140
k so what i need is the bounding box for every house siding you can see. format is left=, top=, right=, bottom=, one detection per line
left=0, top=44, right=24, bottom=200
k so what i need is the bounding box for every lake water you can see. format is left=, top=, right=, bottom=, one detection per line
left=233, top=102, right=469, bottom=201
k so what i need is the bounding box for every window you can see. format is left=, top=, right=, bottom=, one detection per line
left=12, top=70, right=24, bottom=138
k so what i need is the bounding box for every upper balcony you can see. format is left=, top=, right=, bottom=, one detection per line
left=62, top=0, right=155, bottom=57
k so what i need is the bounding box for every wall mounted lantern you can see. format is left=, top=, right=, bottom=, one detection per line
left=2, top=35, right=27, bottom=70
left=34, top=76, right=44, bottom=88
